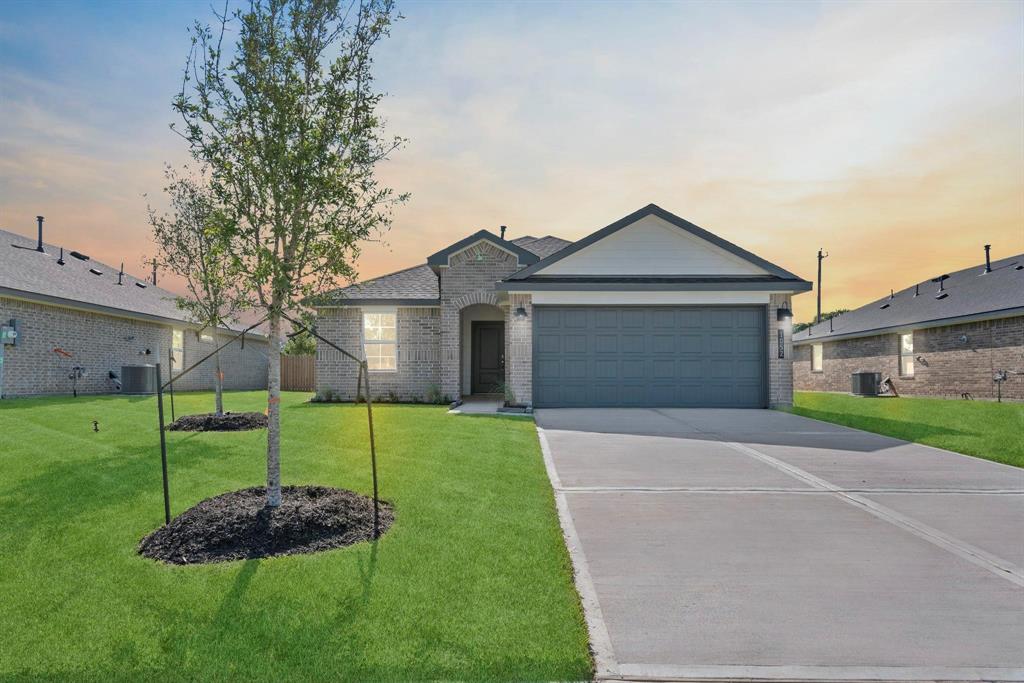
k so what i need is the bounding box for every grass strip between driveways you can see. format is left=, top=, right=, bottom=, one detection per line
left=0, top=391, right=591, bottom=681
left=788, top=391, right=1024, bottom=468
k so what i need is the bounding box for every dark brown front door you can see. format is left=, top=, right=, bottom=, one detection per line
left=471, top=321, right=505, bottom=394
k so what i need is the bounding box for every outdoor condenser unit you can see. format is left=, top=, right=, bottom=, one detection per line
left=121, top=364, right=158, bottom=395
left=850, top=372, right=881, bottom=396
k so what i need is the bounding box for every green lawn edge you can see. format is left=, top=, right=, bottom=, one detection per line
left=784, top=391, right=1024, bottom=468
left=0, top=391, right=593, bottom=681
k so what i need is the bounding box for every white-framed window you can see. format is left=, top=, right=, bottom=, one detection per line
left=171, top=329, right=184, bottom=372
left=363, top=309, right=397, bottom=371
left=899, top=332, right=914, bottom=377
left=811, top=343, right=823, bottom=372
left=199, top=333, right=214, bottom=343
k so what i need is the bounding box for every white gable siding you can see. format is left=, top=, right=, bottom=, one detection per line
left=537, top=214, right=768, bottom=276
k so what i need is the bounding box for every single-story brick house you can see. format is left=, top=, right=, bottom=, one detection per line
left=314, top=204, right=811, bottom=408
left=793, top=251, right=1024, bottom=401
left=0, top=221, right=268, bottom=398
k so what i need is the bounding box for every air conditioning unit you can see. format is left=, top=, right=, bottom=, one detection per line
left=850, top=372, right=881, bottom=396
left=122, top=364, right=158, bottom=395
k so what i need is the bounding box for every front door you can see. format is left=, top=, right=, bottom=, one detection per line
left=471, top=321, right=505, bottom=394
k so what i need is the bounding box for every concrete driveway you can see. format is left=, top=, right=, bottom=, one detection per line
left=535, top=408, right=1024, bottom=682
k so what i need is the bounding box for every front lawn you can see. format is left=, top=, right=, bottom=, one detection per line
left=0, top=392, right=590, bottom=681
left=789, top=391, right=1024, bottom=468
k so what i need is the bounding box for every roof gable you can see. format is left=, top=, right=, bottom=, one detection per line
left=427, top=230, right=539, bottom=267
left=508, top=204, right=804, bottom=281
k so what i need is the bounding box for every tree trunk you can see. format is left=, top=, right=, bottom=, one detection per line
left=213, top=338, right=224, bottom=416
left=266, top=310, right=282, bottom=507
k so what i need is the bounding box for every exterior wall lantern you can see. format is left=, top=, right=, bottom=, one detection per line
left=514, top=306, right=528, bottom=319
left=776, top=307, right=793, bottom=323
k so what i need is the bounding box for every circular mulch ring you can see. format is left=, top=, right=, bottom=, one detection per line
left=138, top=485, right=393, bottom=565
left=167, top=412, right=268, bottom=432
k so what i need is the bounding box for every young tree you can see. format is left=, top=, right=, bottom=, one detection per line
left=174, top=0, right=406, bottom=507
left=148, top=166, right=247, bottom=416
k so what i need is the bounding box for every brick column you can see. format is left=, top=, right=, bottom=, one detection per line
left=506, top=293, right=533, bottom=407
left=768, top=293, right=794, bottom=408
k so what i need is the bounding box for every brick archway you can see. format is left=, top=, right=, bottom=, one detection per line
left=451, top=290, right=502, bottom=311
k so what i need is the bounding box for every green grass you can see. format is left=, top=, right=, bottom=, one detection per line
left=789, top=391, right=1024, bottom=468
left=0, top=392, right=590, bottom=682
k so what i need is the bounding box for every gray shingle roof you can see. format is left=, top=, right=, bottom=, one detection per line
left=793, top=253, right=1024, bottom=343
left=513, top=235, right=573, bottom=259
left=319, top=263, right=439, bottom=304
left=0, top=228, right=264, bottom=335
left=317, top=232, right=572, bottom=305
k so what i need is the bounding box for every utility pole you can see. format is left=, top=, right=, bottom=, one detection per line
left=816, top=248, right=829, bottom=324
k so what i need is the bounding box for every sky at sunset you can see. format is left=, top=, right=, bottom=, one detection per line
left=1, top=0, right=1022, bottom=323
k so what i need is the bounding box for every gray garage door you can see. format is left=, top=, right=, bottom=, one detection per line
left=533, top=306, right=766, bottom=408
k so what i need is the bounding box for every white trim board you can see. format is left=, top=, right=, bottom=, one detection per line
left=529, top=291, right=772, bottom=305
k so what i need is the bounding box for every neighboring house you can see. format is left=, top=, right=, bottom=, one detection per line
left=793, top=251, right=1024, bottom=401
left=314, top=204, right=811, bottom=408
left=0, top=221, right=268, bottom=398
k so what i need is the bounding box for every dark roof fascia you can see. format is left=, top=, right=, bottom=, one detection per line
left=427, top=230, right=540, bottom=267
left=314, top=298, right=441, bottom=307
left=0, top=286, right=268, bottom=339
left=792, top=306, right=1024, bottom=345
left=495, top=279, right=813, bottom=292
left=507, top=204, right=808, bottom=282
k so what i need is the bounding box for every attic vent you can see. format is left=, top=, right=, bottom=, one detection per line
left=70, top=251, right=90, bottom=261
left=1016, top=265, right=1024, bottom=271
left=879, top=303, right=890, bottom=309
left=935, top=292, right=949, bottom=300
left=88, top=268, right=103, bottom=276
left=135, top=282, right=148, bottom=289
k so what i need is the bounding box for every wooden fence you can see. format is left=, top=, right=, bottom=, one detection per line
left=281, top=355, right=315, bottom=392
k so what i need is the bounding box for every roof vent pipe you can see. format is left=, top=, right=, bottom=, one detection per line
left=57, top=247, right=65, bottom=266
left=499, top=225, right=507, bottom=240
left=983, top=244, right=992, bottom=274
left=117, top=262, right=124, bottom=285
left=914, top=283, right=919, bottom=297
left=890, top=289, right=894, bottom=299
left=151, top=258, right=157, bottom=286
left=36, top=216, right=44, bottom=252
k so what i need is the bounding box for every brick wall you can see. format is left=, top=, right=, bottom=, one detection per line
left=0, top=296, right=267, bottom=398
left=794, top=315, right=1024, bottom=400
left=439, top=241, right=521, bottom=400
left=768, top=293, right=794, bottom=407
left=314, top=306, right=441, bottom=401
left=506, top=293, right=533, bottom=406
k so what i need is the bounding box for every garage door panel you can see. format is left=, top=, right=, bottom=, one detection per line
left=651, top=309, right=676, bottom=328
left=563, top=309, right=587, bottom=328
left=563, top=359, right=588, bottom=379
left=651, top=334, right=675, bottom=353
left=533, top=306, right=766, bottom=408
left=679, top=334, right=703, bottom=353
left=621, top=335, right=646, bottom=353
left=621, top=309, right=645, bottom=328
left=594, top=309, right=618, bottom=328
left=622, top=359, right=646, bottom=379
left=653, top=358, right=676, bottom=376
left=563, top=334, right=587, bottom=353
left=710, top=310, right=735, bottom=327
left=594, top=359, right=618, bottom=379
left=734, top=334, right=761, bottom=354
left=710, top=334, right=734, bottom=352
left=536, top=333, right=562, bottom=353
left=736, top=359, right=762, bottom=379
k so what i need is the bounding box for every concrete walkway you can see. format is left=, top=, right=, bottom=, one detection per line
left=536, top=408, right=1024, bottom=682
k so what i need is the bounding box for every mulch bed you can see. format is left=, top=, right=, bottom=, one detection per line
left=138, top=485, right=393, bottom=565
left=167, top=412, right=268, bottom=432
